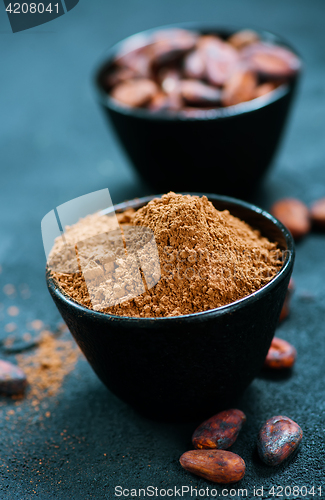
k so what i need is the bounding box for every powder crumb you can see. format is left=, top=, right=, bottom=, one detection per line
left=52, top=193, right=283, bottom=318
left=17, top=331, right=80, bottom=401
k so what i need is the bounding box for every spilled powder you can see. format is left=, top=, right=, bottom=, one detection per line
left=52, top=193, right=282, bottom=317
left=17, top=329, right=80, bottom=403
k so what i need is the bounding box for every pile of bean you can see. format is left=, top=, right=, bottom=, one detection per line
left=103, top=28, right=300, bottom=114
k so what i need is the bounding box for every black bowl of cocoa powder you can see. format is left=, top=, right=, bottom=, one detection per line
left=94, top=23, right=301, bottom=198
left=46, top=193, right=295, bottom=422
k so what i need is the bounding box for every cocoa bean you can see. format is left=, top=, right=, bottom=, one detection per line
left=103, top=67, right=138, bottom=90
left=257, top=415, right=303, bottom=466
left=180, top=449, right=245, bottom=483
left=200, top=36, right=239, bottom=87
left=271, top=198, right=311, bottom=240
left=264, top=337, right=296, bottom=369
left=192, top=409, right=246, bottom=450
left=242, top=42, right=301, bottom=79
left=148, top=91, right=182, bottom=112
left=151, top=29, right=198, bottom=67
left=183, top=49, right=206, bottom=80
left=310, top=198, right=325, bottom=229
left=180, top=80, right=221, bottom=106
left=222, top=69, right=257, bottom=106
left=228, top=29, right=260, bottom=50
left=254, top=82, right=277, bottom=98
left=115, top=46, right=153, bottom=78
left=111, top=79, right=159, bottom=107
left=0, top=359, right=27, bottom=395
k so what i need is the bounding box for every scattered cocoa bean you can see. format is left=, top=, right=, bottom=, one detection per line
left=180, top=80, right=221, bottom=106
left=0, top=359, right=27, bottom=395
left=111, top=79, right=159, bottom=107
left=310, top=198, right=325, bottom=229
left=264, top=337, right=296, bottom=369
left=192, top=409, right=246, bottom=450
left=271, top=198, right=311, bottom=239
left=180, top=449, right=245, bottom=483
left=257, top=415, right=303, bottom=466
left=222, top=69, right=257, bottom=106
left=228, top=29, right=260, bottom=50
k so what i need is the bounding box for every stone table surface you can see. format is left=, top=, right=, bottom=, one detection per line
left=0, top=0, right=324, bottom=498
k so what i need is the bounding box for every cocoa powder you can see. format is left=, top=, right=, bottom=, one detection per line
left=52, top=193, right=282, bottom=317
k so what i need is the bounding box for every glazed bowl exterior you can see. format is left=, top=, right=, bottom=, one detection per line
left=47, top=194, right=295, bottom=421
left=94, top=24, right=301, bottom=198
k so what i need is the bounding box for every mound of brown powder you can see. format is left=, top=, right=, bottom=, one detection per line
left=52, top=193, right=282, bottom=317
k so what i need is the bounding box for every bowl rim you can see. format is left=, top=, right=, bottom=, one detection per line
left=47, top=193, right=295, bottom=323
left=93, top=21, right=302, bottom=122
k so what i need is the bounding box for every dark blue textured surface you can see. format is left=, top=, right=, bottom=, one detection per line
left=0, top=1, right=324, bottom=498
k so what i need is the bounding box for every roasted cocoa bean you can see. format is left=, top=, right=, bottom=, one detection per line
left=148, top=91, right=182, bottom=112
left=111, top=79, right=159, bottom=107
left=103, top=67, right=138, bottom=90
left=222, top=69, right=257, bottom=106
left=180, top=449, right=245, bottom=483
left=228, top=29, right=260, bottom=50
left=254, top=82, right=277, bottom=98
left=200, top=36, right=239, bottom=87
left=115, top=46, right=153, bottom=78
left=192, top=409, right=246, bottom=450
left=310, top=198, right=325, bottom=229
left=151, top=29, right=198, bottom=67
left=0, top=359, right=27, bottom=395
left=242, top=42, right=301, bottom=79
left=180, top=80, right=221, bottom=106
left=271, top=198, right=311, bottom=240
left=159, top=67, right=181, bottom=94
left=264, top=337, right=296, bottom=369
left=183, top=49, right=206, bottom=80
left=257, top=415, right=303, bottom=466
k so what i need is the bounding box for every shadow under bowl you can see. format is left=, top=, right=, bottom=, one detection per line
left=94, top=23, right=302, bottom=198
left=47, top=194, right=295, bottom=422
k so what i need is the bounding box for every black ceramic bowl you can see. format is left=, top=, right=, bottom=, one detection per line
left=94, top=24, right=301, bottom=198
left=47, top=194, right=295, bottom=421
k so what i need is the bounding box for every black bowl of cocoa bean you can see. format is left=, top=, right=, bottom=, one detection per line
left=46, top=193, right=295, bottom=421
left=94, top=24, right=301, bottom=198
